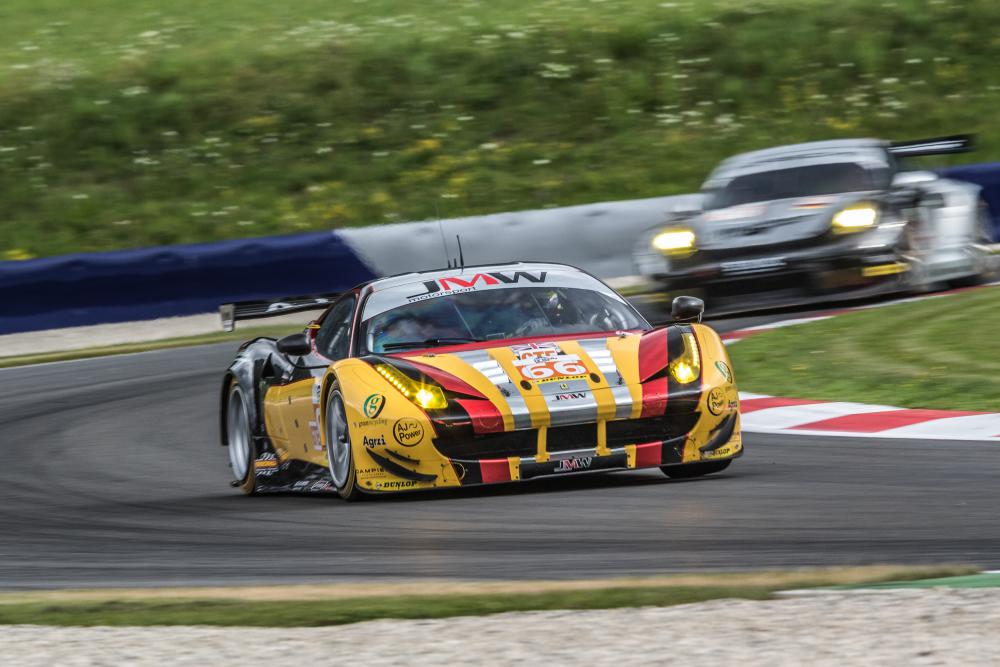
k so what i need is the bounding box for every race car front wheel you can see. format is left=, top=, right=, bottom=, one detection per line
left=226, top=381, right=256, bottom=494
left=325, top=387, right=360, bottom=501
left=660, top=459, right=731, bottom=479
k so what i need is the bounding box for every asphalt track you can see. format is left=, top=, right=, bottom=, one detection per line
left=1, top=315, right=998, bottom=589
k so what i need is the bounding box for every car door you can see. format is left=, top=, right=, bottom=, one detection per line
left=265, top=295, right=358, bottom=466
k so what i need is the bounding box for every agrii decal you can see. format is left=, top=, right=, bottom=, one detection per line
left=406, top=271, right=547, bottom=301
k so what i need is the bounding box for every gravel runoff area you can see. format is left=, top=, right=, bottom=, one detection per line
left=7, top=589, right=1000, bottom=666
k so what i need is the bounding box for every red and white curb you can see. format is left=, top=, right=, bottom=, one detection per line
left=725, top=285, right=1000, bottom=441
left=738, top=392, right=1000, bottom=441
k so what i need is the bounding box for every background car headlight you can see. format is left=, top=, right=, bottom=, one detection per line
left=375, top=363, right=448, bottom=409
left=651, top=228, right=697, bottom=256
left=831, top=203, right=879, bottom=233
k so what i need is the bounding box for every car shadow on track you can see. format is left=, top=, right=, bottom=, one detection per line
left=229, top=469, right=740, bottom=505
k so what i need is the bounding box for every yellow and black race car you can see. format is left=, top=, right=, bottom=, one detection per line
left=219, top=262, right=741, bottom=499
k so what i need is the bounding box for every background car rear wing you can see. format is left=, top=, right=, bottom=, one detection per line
left=219, top=293, right=340, bottom=331
left=888, top=134, right=974, bottom=157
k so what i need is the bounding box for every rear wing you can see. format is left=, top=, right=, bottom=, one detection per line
left=888, top=134, right=974, bottom=158
left=219, top=294, right=340, bottom=332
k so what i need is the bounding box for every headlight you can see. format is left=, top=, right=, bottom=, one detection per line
left=831, top=203, right=879, bottom=233
left=374, top=363, right=448, bottom=409
left=669, top=332, right=701, bottom=384
left=651, top=228, right=697, bottom=256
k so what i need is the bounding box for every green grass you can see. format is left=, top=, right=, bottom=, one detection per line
left=729, top=286, right=1000, bottom=412
left=0, top=566, right=972, bottom=627
left=0, top=323, right=300, bottom=368
left=2, top=0, right=999, bottom=259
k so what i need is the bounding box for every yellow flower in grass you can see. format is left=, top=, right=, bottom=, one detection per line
left=414, top=138, right=441, bottom=152
left=4, top=249, right=34, bottom=261
left=369, top=190, right=393, bottom=206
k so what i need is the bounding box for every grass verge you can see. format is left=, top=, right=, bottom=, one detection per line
left=0, top=324, right=300, bottom=369
left=0, top=566, right=974, bottom=627
left=728, top=286, right=1000, bottom=412
left=2, top=0, right=999, bottom=258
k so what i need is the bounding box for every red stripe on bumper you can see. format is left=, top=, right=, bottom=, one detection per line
left=792, top=408, right=987, bottom=433
left=739, top=396, right=824, bottom=413
left=634, top=441, right=662, bottom=467
left=640, top=376, right=669, bottom=418
left=456, top=398, right=505, bottom=434
left=479, top=458, right=511, bottom=484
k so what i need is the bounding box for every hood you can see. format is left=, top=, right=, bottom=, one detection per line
left=370, top=328, right=695, bottom=433
left=693, top=192, right=879, bottom=249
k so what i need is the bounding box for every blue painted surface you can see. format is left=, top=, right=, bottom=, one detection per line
left=0, top=231, right=375, bottom=335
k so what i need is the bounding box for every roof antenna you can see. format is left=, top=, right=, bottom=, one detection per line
left=456, top=234, right=465, bottom=270
left=437, top=219, right=451, bottom=269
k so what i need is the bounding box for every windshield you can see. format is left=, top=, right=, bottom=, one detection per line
left=706, top=162, right=886, bottom=209
left=361, top=286, right=646, bottom=354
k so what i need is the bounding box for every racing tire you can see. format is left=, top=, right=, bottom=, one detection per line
left=659, top=459, right=731, bottom=479
left=325, top=386, right=360, bottom=501
left=225, top=380, right=257, bottom=495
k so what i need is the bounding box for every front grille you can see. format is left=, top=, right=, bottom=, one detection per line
left=434, top=416, right=691, bottom=461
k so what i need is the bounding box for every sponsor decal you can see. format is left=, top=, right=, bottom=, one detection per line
left=311, top=380, right=322, bottom=405
left=511, top=343, right=588, bottom=383
left=555, top=392, right=587, bottom=401
left=308, top=420, right=323, bottom=451
left=405, top=271, right=547, bottom=302
left=559, top=383, right=569, bottom=390
left=362, top=435, right=387, bottom=448
left=393, top=418, right=425, bottom=447
left=363, top=394, right=386, bottom=419
left=309, top=480, right=335, bottom=492
left=353, top=417, right=389, bottom=429
left=707, top=387, right=727, bottom=416
left=375, top=480, right=419, bottom=490
left=554, top=456, right=594, bottom=473
left=357, top=466, right=389, bottom=478
left=715, top=361, right=733, bottom=383
left=253, top=452, right=282, bottom=477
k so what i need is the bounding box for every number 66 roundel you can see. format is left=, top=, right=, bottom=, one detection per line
left=514, top=357, right=587, bottom=382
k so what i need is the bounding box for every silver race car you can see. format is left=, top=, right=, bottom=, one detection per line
left=634, top=136, right=996, bottom=313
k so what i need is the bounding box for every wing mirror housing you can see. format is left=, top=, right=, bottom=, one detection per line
left=671, top=295, right=705, bottom=323
left=276, top=332, right=312, bottom=356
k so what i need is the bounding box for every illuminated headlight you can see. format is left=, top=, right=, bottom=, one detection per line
left=375, top=363, right=448, bottom=410
left=831, top=203, right=879, bottom=233
left=651, top=228, right=697, bottom=256
left=669, top=332, right=701, bottom=384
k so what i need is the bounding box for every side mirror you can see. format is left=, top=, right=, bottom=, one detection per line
left=276, top=332, right=312, bottom=356
left=671, top=295, right=704, bottom=323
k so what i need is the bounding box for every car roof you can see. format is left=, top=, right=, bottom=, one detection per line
left=358, top=262, right=622, bottom=320
left=362, top=261, right=591, bottom=293
left=707, top=138, right=892, bottom=184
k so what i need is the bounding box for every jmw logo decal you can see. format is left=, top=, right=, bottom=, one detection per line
left=407, top=271, right=547, bottom=299
left=555, top=456, right=593, bottom=473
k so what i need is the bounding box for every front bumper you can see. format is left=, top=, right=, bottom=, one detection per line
left=449, top=412, right=741, bottom=486
left=641, top=245, right=909, bottom=315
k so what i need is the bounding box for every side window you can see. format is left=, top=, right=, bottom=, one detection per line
left=315, top=296, right=357, bottom=361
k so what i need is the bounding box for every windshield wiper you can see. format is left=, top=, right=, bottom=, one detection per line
left=382, top=337, right=484, bottom=351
